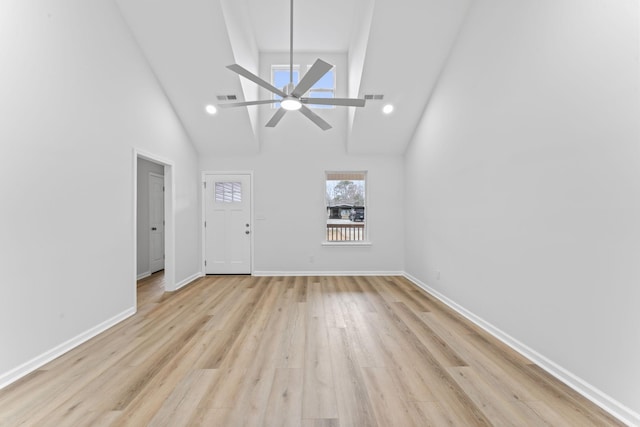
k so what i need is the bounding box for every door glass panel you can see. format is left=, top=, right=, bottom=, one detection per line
left=215, top=182, right=242, bottom=203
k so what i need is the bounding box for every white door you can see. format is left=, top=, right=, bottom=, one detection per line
left=205, top=174, right=251, bottom=274
left=149, top=173, right=165, bottom=273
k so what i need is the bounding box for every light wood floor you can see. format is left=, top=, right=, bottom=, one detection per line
left=0, top=274, right=623, bottom=426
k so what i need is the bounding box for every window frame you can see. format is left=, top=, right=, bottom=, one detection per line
left=271, top=65, right=300, bottom=109
left=305, top=65, right=335, bottom=109
left=271, top=64, right=336, bottom=109
left=323, top=170, right=370, bottom=246
left=214, top=181, right=243, bottom=204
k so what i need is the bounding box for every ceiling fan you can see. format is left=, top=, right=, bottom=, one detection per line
left=218, top=0, right=366, bottom=130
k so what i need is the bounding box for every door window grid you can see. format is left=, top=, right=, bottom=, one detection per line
left=215, top=182, right=242, bottom=203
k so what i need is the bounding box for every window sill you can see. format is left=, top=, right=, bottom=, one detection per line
left=322, top=241, right=372, bottom=247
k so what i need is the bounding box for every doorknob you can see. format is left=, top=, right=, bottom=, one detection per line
left=151, top=227, right=157, bottom=231
left=245, top=230, right=250, bottom=234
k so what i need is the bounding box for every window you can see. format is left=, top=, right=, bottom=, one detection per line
left=271, top=64, right=335, bottom=109
left=306, top=66, right=334, bottom=109
left=325, top=172, right=366, bottom=242
left=272, top=65, right=299, bottom=108
left=215, top=182, right=242, bottom=203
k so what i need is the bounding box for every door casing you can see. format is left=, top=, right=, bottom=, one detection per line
left=134, top=149, right=175, bottom=299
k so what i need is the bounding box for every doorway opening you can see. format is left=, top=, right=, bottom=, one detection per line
left=148, top=172, right=165, bottom=275
left=137, top=160, right=165, bottom=278
left=136, top=270, right=165, bottom=309
left=134, top=150, right=175, bottom=307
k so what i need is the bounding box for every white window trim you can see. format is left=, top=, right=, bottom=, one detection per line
left=323, top=170, right=370, bottom=245
left=322, top=241, right=372, bottom=247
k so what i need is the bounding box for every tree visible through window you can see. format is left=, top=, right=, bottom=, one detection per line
left=325, top=172, right=366, bottom=242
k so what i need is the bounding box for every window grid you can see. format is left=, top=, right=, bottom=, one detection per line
left=271, top=64, right=335, bottom=109
left=215, top=182, right=242, bottom=203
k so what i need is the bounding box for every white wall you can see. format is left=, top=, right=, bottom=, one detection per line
left=0, top=0, right=201, bottom=384
left=201, top=151, right=404, bottom=274
left=404, top=0, right=640, bottom=422
left=136, top=158, right=164, bottom=278
left=201, top=53, right=403, bottom=273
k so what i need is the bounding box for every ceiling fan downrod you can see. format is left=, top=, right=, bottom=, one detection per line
left=220, top=0, right=366, bottom=130
left=290, top=0, right=294, bottom=84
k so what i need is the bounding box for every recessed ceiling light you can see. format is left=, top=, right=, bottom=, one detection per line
left=205, top=104, right=217, bottom=115
left=382, top=104, right=394, bottom=114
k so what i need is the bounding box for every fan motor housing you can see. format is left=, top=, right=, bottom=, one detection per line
left=283, top=82, right=295, bottom=96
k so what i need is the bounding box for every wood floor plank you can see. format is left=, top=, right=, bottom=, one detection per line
left=447, top=366, right=544, bottom=426
left=327, top=327, right=378, bottom=427
left=421, top=311, right=547, bottom=405
left=361, top=367, right=425, bottom=427
left=376, top=275, right=433, bottom=314
left=277, top=301, right=306, bottom=369
left=42, top=313, right=214, bottom=427
left=414, top=401, right=464, bottom=426
left=263, top=368, right=304, bottom=427
left=301, top=419, right=340, bottom=427
left=364, top=310, right=438, bottom=403
left=188, top=281, right=285, bottom=423
left=302, top=282, right=338, bottom=419
left=467, top=332, right=623, bottom=426
left=0, top=274, right=625, bottom=427
left=88, top=410, right=123, bottom=427
left=366, top=278, right=491, bottom=422
left=322, top=279, right=347, bottom=329
left=147, top=369, right=217, bottom=427
left=391, top=301, right=468, bottom=368
left=338, top=300, right=387, bottom=368
left=209, top=282, right=294, bottom=426
left=293, top=276, right=308, bottom=303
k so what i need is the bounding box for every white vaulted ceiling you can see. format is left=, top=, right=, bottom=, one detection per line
left=116, top=0, right=470, bottom=156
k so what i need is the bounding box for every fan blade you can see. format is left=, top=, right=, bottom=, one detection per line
left=227, top=64, right=286, bottom=97
left=218, top=100, right=278, bottom=108
left=265, top=108, right=287, bottom=127
left=299, top=105, right=331, bottom=131
left=292, top=59, right=333, bottom=98
left=301, top=97, right=366, bottom=107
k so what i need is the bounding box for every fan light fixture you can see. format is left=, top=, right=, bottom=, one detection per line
left=281, top=97, right=302, bottom=111
left=217, top=0, right=366, bottom=130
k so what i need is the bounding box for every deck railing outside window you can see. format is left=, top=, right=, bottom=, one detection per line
left=326, top=223, right=365, bottom=241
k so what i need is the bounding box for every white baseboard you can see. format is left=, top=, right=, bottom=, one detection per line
left=0, top=307, right=136, bottom=390
left=137, top=271, right=151, bottom=280
left=173, top=272, right=204, bottom=291
left=402, top=272, right=640, bottom=427
left=253, top=270, right=404, bottom=277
